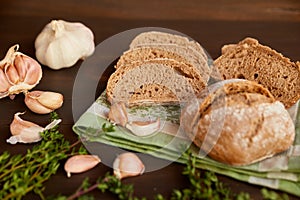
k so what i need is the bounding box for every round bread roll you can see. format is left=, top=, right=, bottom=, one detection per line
left=180, top=80, right=295, bottom=166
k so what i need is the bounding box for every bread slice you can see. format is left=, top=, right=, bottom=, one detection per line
left=116, top=46, right=211, bottom=84
left=213, top=37, right=300, bottom=108
left=129, top=31, right=208, bottom=61
left=180, top=80, right=295, bottom=166
left=106, top=59, right=205, bottom=105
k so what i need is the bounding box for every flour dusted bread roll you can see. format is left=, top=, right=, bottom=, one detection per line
left=180, top=80, right=295, bottom=166
left=213, top=37, right=300, bottom=108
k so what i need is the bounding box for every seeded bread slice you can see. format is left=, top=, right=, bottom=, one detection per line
left=213, top=37, right=300, bottom=108
left=129, top=31, right=208, bottom=61
left=180, top=80, right=295, bottom=166
left=116, top=46, right=210, bottom=84
left=106, top=59, right=204, bottom=106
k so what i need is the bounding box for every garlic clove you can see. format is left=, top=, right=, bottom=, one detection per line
left=10, top=112, right=40, bottom=136
left=0, top=44, right=42, bottom=99
left=108, top=102, right=128, bottom=126
left=19, top=55, right=43, bottom=86
left=37, top=91, right=63, bottom=110
left=24, top=92, right=53, bottom=114
left=5, top=62, right=20, bottom=84
left=64, top=155, right=101, bottom=178
left=113, top=152, right=145, bottom=179
left=6, top=112, right=61, bottom=144
left=35, top=19, right=95, bottom=70
left=0, top=69, right=11, bottom=96
left=125, top=118, right=160, bottom=137
left=13, top=54, right=27, bottom=82
left=24, top=90, right=64, bottom=114
left=7, top=126, right=44, bottom=145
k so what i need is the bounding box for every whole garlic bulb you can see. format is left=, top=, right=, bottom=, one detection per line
left=35, top=19, right=95, bottom=70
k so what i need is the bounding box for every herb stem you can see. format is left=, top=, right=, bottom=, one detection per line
left=67, top=183, right=99, bottom=200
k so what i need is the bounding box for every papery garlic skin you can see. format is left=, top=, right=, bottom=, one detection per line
left=7, top=112, right=61, bottom=144
left=35, top=19, right=95, bottom=70
left=0, top=45, right=42, bottom=99
left=108, top=102, right=160, bottom=136
left=24, top=90, right=64, bottom=114
left=108, top=102, right=128, bottom=126
left=126, top=119, right=160, bottom=137
left=64, top=155, right=101, bottom=178
left=113, top=152, right=145, bottom=179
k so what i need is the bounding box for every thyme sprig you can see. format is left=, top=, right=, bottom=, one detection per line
left=51, top=151, right=250, bottom=200
left=52, top=150, right=290, bottom=200
left=169, top=152, right=250, bottom=200
left=49, top=173, right=145, bottom=200
left=0, top=112, right=83, bottom=200
left=0, top=112, right=291, bottom=200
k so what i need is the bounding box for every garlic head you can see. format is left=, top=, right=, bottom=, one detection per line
left=0, top=45, right=42, bottom=99
left=35, top=19, right=95, bottom=70
left=24, top=90, right=64, bottom=114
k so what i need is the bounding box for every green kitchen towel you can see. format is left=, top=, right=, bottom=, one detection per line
left=73, top=91, right=300, bottom=197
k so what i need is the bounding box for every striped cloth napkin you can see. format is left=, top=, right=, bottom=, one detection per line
left=73, top=91, right=300, bottom=197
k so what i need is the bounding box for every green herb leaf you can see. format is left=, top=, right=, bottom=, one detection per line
left=0, top=112, right=80, bottom=200
left=102, top=123, right=115, bottom=132
left=261, top=188, right=290, bottom=200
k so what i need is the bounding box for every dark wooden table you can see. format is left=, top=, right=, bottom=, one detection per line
left=0, top=0, right=300, bottom=199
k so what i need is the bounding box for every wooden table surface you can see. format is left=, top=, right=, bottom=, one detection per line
left=0, top=0, right=300, bottom=199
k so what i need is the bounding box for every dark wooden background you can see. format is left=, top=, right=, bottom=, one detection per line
left=0, top=0, right=300, bottom=199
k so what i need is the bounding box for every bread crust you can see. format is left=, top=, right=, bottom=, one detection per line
left=116, top=46, right=211, bottom=84
left=106, top=31, right=210, bottom=106
left=107, top=59, right=205, bottom=106
left=180, top=80, right=295, bottom=166
left=129, top=31, right=208, bottom=60
left=213, top=37, right=300, bottom=108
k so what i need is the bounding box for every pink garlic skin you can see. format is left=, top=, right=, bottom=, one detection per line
left=113, top=152, right=145, bottom=179
left=7, top=112, right=62, bottom=144
left=64, top=155, right=101, bottom=177
left=0, top=45, right=42, bottom=99
left=10, top=112, right=42, bottom=136
left=108, top=102, right=128, bottom=126
left=24, top=90, right=64, bottom=114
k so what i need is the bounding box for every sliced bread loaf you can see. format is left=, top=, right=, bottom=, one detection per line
left=106, top=59, right=204, bottom=105
left=129, top=31, right=208, bottom=61
left=106, top=31, right=211, bottom=106
left=213, top=37, right=300, bottom=108
left=116, top=46, right=210, bottom=84
left=180, top=80, right=295, bottom=166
